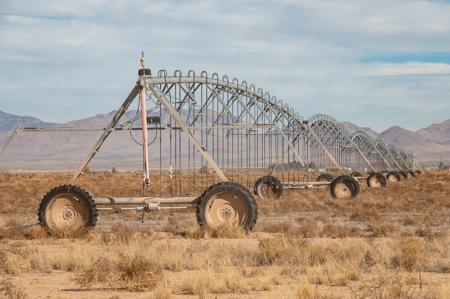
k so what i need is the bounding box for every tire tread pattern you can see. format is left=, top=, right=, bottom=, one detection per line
left=330, top=175, right=360, bottom=199
left=196, top=182, right=258, bottom=231
left=253, top=175, right=283, bottom=199
left=38, top=184, right=97, bottom=232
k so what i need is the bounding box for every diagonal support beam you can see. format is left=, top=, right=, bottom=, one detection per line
left=190, top=86, right=224, bottom=126
left=305, top=125, right=343, bottom=171
left=0, top=127, right=19, bottom=157
left=70, top=85, right=140, bottom=184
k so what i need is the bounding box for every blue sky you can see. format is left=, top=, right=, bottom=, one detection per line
left=0, top=0, right=449, bottom=132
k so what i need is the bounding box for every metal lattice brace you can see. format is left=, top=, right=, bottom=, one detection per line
left=374, top=140, right=403, bottom=170
left=0, top=68, right=420, bottom=194
left=305, top=114, right=376, bottom=176
left=351, top=131, right=393, bottom=171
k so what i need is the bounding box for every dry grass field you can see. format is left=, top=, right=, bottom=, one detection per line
left=0, top=171, right=449, bottom=298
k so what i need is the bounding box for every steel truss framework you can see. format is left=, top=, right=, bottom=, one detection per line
left=1, top=70, right=419, bottom=197
left=351, top=131, right=393, bottom=172
left=305, top=114, right=377, bottom=176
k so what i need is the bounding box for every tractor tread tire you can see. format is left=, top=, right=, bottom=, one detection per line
left=387, top=171, right=402, bottom=182
left=367, top=172, right=387, bottom=188
left=38, top=184, right=97, bottom=232
left=196, top=182, right=258, bottom=231
left=400, top=171, right=409, bottom=179
left=253, top=175, right=283, bottom=199
left=330, top=175, right=360, bottom=199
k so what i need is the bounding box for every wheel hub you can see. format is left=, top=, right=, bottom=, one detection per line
left=46, top=194, right=88, bottom=231
left=335, top=182, right=352, bottom=199
left=61, top=206, right=76, bottom=221
left=220, top=206, right=234, bottom=220
left=205, top=191, right=247, bottom=227
left=388, top=175, right=398, bottom=182
left=260, top=182, right=276, bottom=199
left=369, top=176, right=381, bottom=188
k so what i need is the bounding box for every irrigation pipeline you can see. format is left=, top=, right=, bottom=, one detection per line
left=0, top=70, right=418, bottom=194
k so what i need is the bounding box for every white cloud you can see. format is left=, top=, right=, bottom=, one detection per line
left=0, top=0, right=450, bottom=131
left=360, top=62, right=450, bottom=76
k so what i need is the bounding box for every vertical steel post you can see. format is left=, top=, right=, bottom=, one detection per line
left=146, top=83, right=229, bottom=182
left=139, top=53, right=150, bottom=187
left=139, top=85, right=150, bottom=186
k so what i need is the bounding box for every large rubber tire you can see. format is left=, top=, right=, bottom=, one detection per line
left=317, top=173, right=334, bottom=182
left=196, top=182, right=258, bottom=231
left=400, top=171, right=409, bottom=179
left=330, top=175, right=360, bottom=199
left=367, top=172, right=387, bottom=188
left=254, top=175, right=283, bottom=199
left=350, top=171, right=362, bottom=177
left=38, top=185, right=97, bottom=233
left=386, top=171, right=401, bottom=183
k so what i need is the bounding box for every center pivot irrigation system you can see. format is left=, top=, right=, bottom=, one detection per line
left=0, top=56, right=422, bottom=233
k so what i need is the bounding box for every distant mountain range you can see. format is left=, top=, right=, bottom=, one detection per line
left=343, top=121, right=450, bottom=165
left=0, top=111, right=56, bottom=131
left=1, top=110, right=449, bottom=169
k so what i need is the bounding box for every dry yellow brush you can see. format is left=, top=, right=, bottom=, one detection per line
left=2, top=230, right=448, bottom=298
left=73, top=254, right=163, bottom=291
left=0, top=171, right=449, bottom=298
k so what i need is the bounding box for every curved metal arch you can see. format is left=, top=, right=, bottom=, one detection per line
left=145, top=70, right=308, bottom=134
left=374, top=139, right=388, bottom=154
left=146, top=72, right=381, bottom=175
left=305, top=114, right=377, bottom=173
left=144, top=70, right=319, bottom=169
left=351, top=131, right=392, bottom=170
left=399, top=150, right=414, bottom=169
left=351, top=131, right=376, bottom=152
left=387, top=144, right=409, bottom=170
left=307, top=114, right=353, bottom=147
left=375, top=140, right=402, bottom=170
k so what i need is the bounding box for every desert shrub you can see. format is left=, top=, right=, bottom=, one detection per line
left=73, top=257, right=113, bottom=288
left=0, top=278, right=27, bottom=299
left=179, top=270, right=249, bottom=296
left=51, top=226, right=90, bottom=239
left=257, top=236, right=301, bottom=265
left=186, top=224, right=245, bottom=239
left=101, top=223, right=134, bottom=245
left=74, top=254, right=163, bottom=291
left=307, top=263, right=359, bottom=286
left=350, top=271, right=443, bottom=299
left=297, top=279, right=315, bottom=299
left=390, top=237, right=426, bottom=271
left=0, top=225, right=49, bottom=240
left=150, top=277, right=172, bottom=299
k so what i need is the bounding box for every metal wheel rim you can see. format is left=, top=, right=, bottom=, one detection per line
left=335, top=182, right=353, bottom=199
left=205, top=191, right=248, bottom=227
left=45, top=193, right=88, bottom=231
left=388, top=174, right=398, bottom=182
left=369, top=176, right=382, bottom=188
left=257, top=181, right=277, bottom=199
